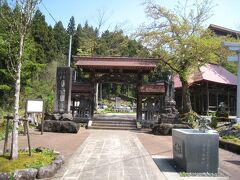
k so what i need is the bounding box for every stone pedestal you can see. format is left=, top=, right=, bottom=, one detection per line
left=54, top=67, right=73, bottom=114
left=172, top=129, right=219, bottom=173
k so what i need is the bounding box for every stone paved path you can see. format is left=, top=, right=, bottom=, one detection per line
left=61, top=130, right=165, bottom=180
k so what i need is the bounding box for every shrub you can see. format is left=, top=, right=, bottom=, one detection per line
left=180, top=111, right=198, bottom=128
left=209, top=116, right=218, bottom=129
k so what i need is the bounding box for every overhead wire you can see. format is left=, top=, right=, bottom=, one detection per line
left=39, top=0, right=57, bottom=24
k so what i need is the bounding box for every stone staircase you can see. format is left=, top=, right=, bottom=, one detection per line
left=89, top=115, right=137, bottom=130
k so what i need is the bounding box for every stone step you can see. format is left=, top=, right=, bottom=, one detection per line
left=90, top=117, right=137, bottom=130
left=88, top=126, right=137, bottom=130
left=93, top=118, right=135, bottom=121
left=92, top=120, right=135, bottom=125
left=92, top=122, right=136, bottom=128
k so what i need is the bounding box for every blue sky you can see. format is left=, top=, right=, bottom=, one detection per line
left=39, top=0, right=240, bottom=33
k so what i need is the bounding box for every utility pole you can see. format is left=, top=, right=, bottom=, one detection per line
left=68, top=35, right=72, bottom=67
left=223, top=42, right=240, bottom=124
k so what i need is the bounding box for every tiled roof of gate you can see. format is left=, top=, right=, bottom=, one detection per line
left=174, top=64, right=237, bottom=88
left=74, top=56, right=159, bottom=70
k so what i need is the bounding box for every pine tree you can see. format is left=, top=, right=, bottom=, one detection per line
left=31, top=9, right=49, bottom=63
left=53, top=21, right=68, bottom=55
left=67, top=16, right=76, bottom=36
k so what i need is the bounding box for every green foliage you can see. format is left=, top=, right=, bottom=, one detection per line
left=138, top=0, right=236, bottom=113
left=22, top=61, right=58, bottom=113
left=222, top=136, right=240, bottom=145
left=0, top=85, right=11, bottom=91
left=179, top=172, right=189, bottom=177
left=180, top=111, right=198, bottom=128
left=209, top=116, right=218, bottom=129
left=0, top=149, right=56, bottom=172
left=0, top=123, right=6, bottom=141
left=0, top=117, right=13, bottom=141
left=0, top=2, right=149, bottom=114
left=233, top=124, right=240, bottom=130
left=67, top=16, right=76, bottom=36
left=96, top=30, right=148, bottom=57
left=53, top=21, right=68, bottom=55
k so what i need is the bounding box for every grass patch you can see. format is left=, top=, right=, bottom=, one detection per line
left=233, top=124, right=240, bottom=130
left=221, top=136, right=240, bottom=145
left=0, top=149, right=56, bottom=172
left=179, top=172, right=189, bottom=177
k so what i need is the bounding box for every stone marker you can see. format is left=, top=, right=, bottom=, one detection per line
left=54, top=67, right=73, bottom=114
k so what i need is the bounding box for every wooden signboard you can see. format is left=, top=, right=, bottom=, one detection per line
left=26, top=99, right=44, bottom=113
left=139, top=84, right=165, bottom=94
left=26, top=99, right=44, bottom=135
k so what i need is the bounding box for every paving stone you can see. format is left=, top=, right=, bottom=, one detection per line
left=61, top=130, right=165, bottom=180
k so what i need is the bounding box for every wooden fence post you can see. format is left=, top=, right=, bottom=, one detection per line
left=20, top=118, right=32, bottom=156
left=3, top=115, right=13, bottom=155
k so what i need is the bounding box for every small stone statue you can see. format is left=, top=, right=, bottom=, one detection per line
left=216, top=102, right=229, bottom=118
left=198, top=115, right=211, bottom=133
left=165, top=72, right=174, bottom=101
left=159, top=71, right=179, bottom=124
left=218, top=102, right=227, bottom=112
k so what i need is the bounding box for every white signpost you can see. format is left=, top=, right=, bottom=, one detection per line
left=223, top=42, right=240, bottom=123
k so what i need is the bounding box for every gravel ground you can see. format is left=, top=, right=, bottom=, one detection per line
left=1, top=127, right=239, bottom=180
left=0, top=127, right=89, bottom=161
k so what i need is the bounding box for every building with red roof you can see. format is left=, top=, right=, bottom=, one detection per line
left=174, top=64, right=237, bottom=115
left=174, top=24, right=239, bottom=115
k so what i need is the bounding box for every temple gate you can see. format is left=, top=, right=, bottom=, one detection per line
left=55, top=57, right=178, bottom=127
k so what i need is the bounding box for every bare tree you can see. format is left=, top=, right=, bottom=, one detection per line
left=95, top=9, right=110, bottom=32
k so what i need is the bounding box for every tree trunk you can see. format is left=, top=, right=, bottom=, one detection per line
left=11, top=34, right=24, bottom=159
left=180, top=77, right=192, bottom=113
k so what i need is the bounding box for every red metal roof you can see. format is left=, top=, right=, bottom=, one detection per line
left=174, top=64, right=237, bottom=88
left=74, top=56, right=159, bottom=70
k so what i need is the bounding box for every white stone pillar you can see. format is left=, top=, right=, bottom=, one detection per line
left=236, top=52, right=240, bottom=123
left=223, top=42, right=240, bottom=124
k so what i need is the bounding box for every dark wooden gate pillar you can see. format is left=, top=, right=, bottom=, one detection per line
left=206, top=81, right=209, bottom=114
left=90, top=71, right=96, bottom=118
left=136, top=73, right=143, bottom=121
left=137, top=94, right=142, bottom=121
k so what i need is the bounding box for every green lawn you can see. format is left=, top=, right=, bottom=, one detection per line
left=0, top=149, right=56, bottom=172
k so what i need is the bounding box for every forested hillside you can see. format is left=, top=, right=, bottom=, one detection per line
left=0, top=4, right=149, bottom=115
